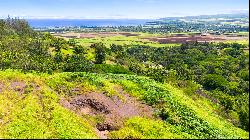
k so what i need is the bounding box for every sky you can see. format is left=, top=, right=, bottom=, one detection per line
left=0, top=0, right=249, bottom=19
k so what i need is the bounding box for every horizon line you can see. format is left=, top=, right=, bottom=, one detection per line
left=1, top=11, right=248, bottom=20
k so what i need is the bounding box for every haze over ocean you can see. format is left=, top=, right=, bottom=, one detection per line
left=27, top=19, right=151, bottom=28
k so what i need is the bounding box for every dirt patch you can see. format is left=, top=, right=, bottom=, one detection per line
left=80, top=33, right=100, bottom=38
left=143, top=34, right=248, bottom=44
left=118, top=32, right=140, bottom=37
left=61, top=86, right=154, bottom=139
left=73, top=97, right=110, bottom=114
left=195, top=89, right=219, bottom=104
left=8, top=81, right=40, bottom=94
left=171, top=34, right=189, bottom=37
left=10, top=81, right=26, bottom=94
left=0, top=82, right=4, bottom=93
left=30, top=83, right=41, bottom=91
left=0, top=81, right=41, bottom=94
left=143, top=35, right=226, bottom=44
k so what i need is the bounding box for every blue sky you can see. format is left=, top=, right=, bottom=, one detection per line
left=0, top=0, right=249, bottom=19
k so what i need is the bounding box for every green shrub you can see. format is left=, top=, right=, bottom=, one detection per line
left=109, top=117, right=186, bottom=139
left=91, top=64, right=133, bottom=74
left=203, top=74, right=229, bottom=91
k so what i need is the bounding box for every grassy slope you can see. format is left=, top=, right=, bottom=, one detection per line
left=0, top=70, right=248, bottom=139
left=0, top=71, right=97, bottom=139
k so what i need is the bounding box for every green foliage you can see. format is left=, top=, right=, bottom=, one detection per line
left=236, top=93, right=249, bottom=131
left=239, top=108, right=249, bottom=131
left=203, top=74, right=229, bottom=91
left=64, top=46, right=92, bottom=72
left=0, top=71, right=97, bottom=139
left=68, top=38, right=77, bottom=46
left=91, top=42, right=107, bottom=64
left=238, top=69, right=249, bottom=81
left=109, top=42, right=248, bottom=131
left=0, top=71, right=249, bottom=139
left=91, top=64, right=133, bottom=74
left=0, top=18, right=93, bottom=73
left=109, top=117, right=189, bottom=139
left=50, top=105, right=97, bottom=139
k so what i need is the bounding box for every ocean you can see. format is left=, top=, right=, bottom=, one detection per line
left=27, top=19, right=152, bottom=28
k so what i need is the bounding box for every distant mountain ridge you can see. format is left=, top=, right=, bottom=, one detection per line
left=159, top=13, right=249, bottom=20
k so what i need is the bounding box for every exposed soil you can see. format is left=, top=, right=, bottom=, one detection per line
left=0, top=81, right=41, bottom=94
left=195, top=89, right=219, bottom=104
left=30, top=83, right=41, bottom=91
left=173, top=34, right=190, bottom=37
left=118, top=32, right=140, bottom=37
left=53, top=31, right=248, bottom=43
left=143, top=35, right=225, bottom=44
left=0, top=81, right=4, bottom=93
left=143, top=34, right=248, bottom=44
left=60, top=86, right=154, bottom=139
left=10, top=81, right=26, bottom=94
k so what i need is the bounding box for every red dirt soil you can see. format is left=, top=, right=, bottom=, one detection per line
left=0, top=81, right=40, bottom=94
left=0, top=81, right=4, bottom=93
left=10, top=81, right=26, bottom=94
left=143, top=35, right=225, bottom=44
left=60, top=86, right=154, bottom=139
left=143, top=34, right=248, bottom=44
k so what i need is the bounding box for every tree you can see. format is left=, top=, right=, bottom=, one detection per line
left=91, top=43, right=106, bottom=64
left=64, top=45, right=91, bottom=72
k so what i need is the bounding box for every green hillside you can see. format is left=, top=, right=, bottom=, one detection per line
left=0, top=70, right=248, bottom=139
left=0, top=18, right=249, bottom=139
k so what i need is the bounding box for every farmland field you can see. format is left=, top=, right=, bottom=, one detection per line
left=52, top=31, right=249, bottom=47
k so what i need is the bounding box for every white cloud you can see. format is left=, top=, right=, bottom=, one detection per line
left=218, top=8, right=249, bottom=14
left=230, top=9, right=249, bottom=13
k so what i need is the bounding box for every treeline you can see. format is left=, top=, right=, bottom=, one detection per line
left=0, top=18, right=97, bottom=73
left=42, top=24, right=249, bottom=34
left=144, top=20, right=249, bottom=33
left=41, top=20, right=249, bottom=34
left=0, top=18, right=132, bottom=74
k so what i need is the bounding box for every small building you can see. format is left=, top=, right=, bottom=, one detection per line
left=201, top=33, right=210, bottom=36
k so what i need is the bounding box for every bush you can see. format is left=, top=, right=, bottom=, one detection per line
left=91, top=64, right=133, bottom=74
left=109, top=117, right=185, bottom=139
left=203, top=74, right=229, bottom=91
left=238, top=69, right=249, bottom=81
